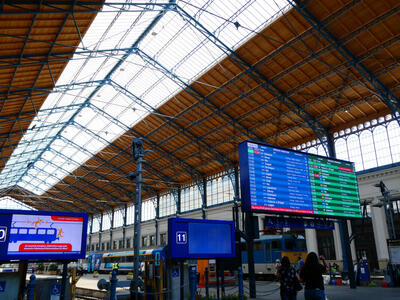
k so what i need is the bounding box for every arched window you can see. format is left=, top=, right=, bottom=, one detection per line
left=142, top=200, right=155, bottom=221
left=346, top=134, right=363, bottom=171
left=387, top=121, right=400, bottom=163
left=102, top=214, right=111, bottom=230
left=335, top=138, right=349, bottom=161
left=373, top=125, right=392, bottom=166
left=360, top=130, right=377, bottom=169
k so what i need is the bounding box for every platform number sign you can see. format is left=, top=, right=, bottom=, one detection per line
left=0, top=227, right=6, bottom=242
left=176, top=231, right=187, bottom=244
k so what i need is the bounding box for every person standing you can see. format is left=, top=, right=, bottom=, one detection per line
left=297, top=256, right=305, bottom=273
left=277, top=256, right=298, bottom=300
left=299, top=252, right=328, bottom=300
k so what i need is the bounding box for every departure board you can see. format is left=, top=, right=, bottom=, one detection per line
left=238, top=141, right=362, bottom=218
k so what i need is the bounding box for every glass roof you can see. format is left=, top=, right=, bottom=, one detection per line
left=0, top=0, right=289, bottom=195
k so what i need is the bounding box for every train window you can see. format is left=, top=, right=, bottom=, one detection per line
left=38, top=229, right=46, bottom=234
left=284, top=239, right=296, bottom=250
left=254, top=241, right=263, bottom=250
left=271, top=240, right=281, bottom=249
left=126, top=255, right=134, bottom=263
left=29, top=229, right=36, bottom=234
left=20, top=229, right=27, bottom=234
left=11, top=229, right=17, bottom=234
left=48, top=229, right=55, bottom=234
left=297, top=239, right=306, bottom=250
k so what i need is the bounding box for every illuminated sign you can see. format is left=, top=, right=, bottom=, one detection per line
left=239, top=141, right=362, bottom=218
left=168, top=218, right=235, bottom=259
left=0, top=209, right=88, bottom=261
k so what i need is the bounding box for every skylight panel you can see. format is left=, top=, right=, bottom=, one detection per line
left=0, top=0, right=291, bottom=195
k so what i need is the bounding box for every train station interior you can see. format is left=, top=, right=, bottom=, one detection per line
left=0, top=0, right=399, bottom=299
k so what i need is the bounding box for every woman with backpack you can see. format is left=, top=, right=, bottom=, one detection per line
left=277, top=256, right=301, bottom=300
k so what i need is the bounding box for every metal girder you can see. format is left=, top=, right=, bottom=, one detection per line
left=56, top=134, right=138, bottom=198
left=0, top=48, right=129, bottom=68
left=0, top=1, right=40, bottom=114
left=25, top=163, right=106, bottom=212
left=7, top=1, right=174, bottom=195
left=0, top=1, right=176, bottom=15
left=135, top=48, right=264, bottom=142
left=290, top=0, right=400, bottom=124
left=163, top=3, right=398, bottom=153
left=110, top=79, right=235, bottom=174
left=87, top=102, right=182, bottom=187
left=176, top=5, right=329, bottom=148
left=1, top=1, right=77, bottom=180
left=34, top=157, right=116, bottom=211
left=57, top=126, right=160, bottom=203
left=107, top=81, right=206, bottom=181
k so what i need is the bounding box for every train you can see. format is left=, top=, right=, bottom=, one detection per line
left=87, top=248, right=165, bottom=273
left=9, top=227, right=58, bottom=243
left=241, top=234, right=307, bottom=276
left=86, top=234, right=306, bottom=278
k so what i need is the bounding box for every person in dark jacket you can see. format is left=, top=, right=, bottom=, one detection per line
left=277, top=256, right=298, bottom=300
left=299, top=252, right=328, bottom=300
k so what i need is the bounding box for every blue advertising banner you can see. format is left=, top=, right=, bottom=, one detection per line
left=264, top=216, right=334, bottom=230
left=0, top=209, right=88, bottom=261
left=168, top=218, right=235, bottom=259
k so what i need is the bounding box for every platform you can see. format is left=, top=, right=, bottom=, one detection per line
left=74, top=274, right=400, bottom=300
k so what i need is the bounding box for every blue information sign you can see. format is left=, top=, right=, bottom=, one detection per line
left=168, top=218, right=235, bottom=259
left=239, top=141, right=362, bottom=218
left=264, top=216, right=334, bottom=230
left=0, top=209, right=88, bottom=261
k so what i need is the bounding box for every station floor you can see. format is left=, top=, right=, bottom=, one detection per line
left=76, top=274, right=400, bottom=299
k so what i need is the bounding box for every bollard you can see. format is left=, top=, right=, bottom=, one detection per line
left=205, top=267, right=209, bottom=299
left=238, top=267, right=244, bottom=300
left=110, top=270, right=118, bottom=300
left=189, top=267, right=197, bottom=300
left=27, top=274, right=36, bottom=300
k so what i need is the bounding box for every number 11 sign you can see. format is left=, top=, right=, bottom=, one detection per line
left=176, top=231, right=187, bottom=244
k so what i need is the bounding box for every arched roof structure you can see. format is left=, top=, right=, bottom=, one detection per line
left=0, top=0, right=399, bottom=213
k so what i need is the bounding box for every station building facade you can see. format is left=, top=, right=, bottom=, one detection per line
left=87, top=116, right=400, bottom=271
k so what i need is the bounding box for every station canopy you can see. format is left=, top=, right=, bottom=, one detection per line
left=0, top=0, right=398, bottom=213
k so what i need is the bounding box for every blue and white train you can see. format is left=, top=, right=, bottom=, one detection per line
left=86, top=248, right=166, bottom=273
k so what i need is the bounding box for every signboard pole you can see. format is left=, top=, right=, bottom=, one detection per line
left=131, top=138, right=144, bottom=300
left=327, top=136, right=356, bottom=289
left=245, top=212, right=256, bottom=298
left=60, top=261, right=69, bottom=300
left=18, top=261, right=27, bottom=300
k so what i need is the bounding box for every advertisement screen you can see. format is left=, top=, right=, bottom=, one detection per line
left=239, top=141, right=362, bottom=218
left=0, top=209, right=88, bottom=261
left=168, top=218, right=235, bottom=259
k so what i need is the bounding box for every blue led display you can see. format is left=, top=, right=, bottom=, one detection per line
left=0, top=209, right=88, bottom=261
left=239, top=141, right=362, bottom=218
left=168, top=218, right=235, bottom=259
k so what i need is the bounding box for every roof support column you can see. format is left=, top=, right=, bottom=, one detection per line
left=110, top=209, right=114, bottom=250
left=122, top=204, right=127, bottom=249
left=326, top=133, right=356, bottom=288
left=99, top=213, right=103, bottom=251
left=155, top=194, right=160, bottom=245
